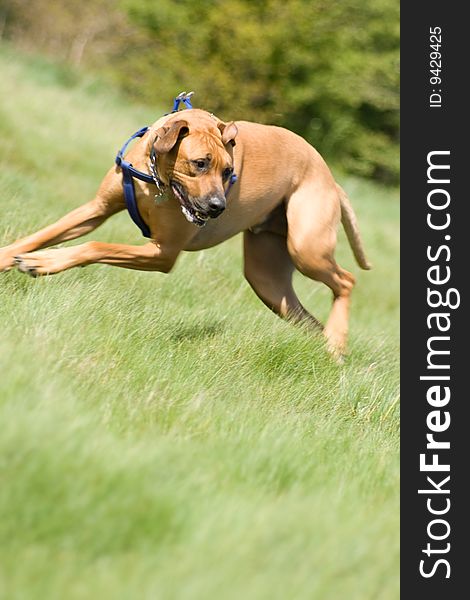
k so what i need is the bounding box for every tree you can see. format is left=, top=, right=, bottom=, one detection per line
left=119, top=0, right=399, bottom=181
left=1, top=0, right=399, bottom=182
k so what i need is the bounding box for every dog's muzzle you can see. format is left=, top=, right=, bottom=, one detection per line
left=171, top=181, right=226, bottom=226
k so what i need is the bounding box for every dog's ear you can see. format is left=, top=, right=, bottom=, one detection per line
left=217, top=121, right=238, bottom=147
left=154, top=120, right=189, bottom=154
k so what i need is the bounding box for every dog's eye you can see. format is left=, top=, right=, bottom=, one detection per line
left=195, top=160, right=206, bottom=170
left=222, top=167, right=233, bottom=181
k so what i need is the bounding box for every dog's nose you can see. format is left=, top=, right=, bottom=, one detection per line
left=207, top=196, right=226, bottom=216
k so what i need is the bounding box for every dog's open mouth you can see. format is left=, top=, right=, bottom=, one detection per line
left=170, top=180, right=209, bottom=227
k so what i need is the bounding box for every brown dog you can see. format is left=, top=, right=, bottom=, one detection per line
left=0, top=108, right=371, bottom=356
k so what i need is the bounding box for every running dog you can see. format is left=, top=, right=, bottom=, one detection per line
left=0, top=106, right=371, bottom=356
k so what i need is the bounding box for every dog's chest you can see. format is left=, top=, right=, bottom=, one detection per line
left=183, top=199, right=287, bottom=251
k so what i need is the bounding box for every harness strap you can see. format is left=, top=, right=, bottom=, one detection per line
left=171, top=91, right=194, bottom=113
left=115, top=126, right=153, bottom=238
left=120, top=161, right=152, bottom=239
left=226, top=173, right=238, bottom=193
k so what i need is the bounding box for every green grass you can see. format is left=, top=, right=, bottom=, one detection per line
left=0, top=46, right=399, bottom=600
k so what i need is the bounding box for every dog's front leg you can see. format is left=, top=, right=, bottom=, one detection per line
left=14, top=241, right=180, bottom=277
left=0, top=198, right=122, bottom=273
left=0, top=169, right=124, bottom=272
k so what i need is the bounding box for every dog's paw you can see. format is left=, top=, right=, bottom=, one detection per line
left=14, top=249, right=76, bottom=276
left=14, top=250, right=65, bottom=277
left=324, top=329, right=347, bottom=364
left=14, top=255, right=40, bottom=277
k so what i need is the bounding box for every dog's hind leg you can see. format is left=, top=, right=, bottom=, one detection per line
left=0, top=170, right=123, bottom=272
left=286, top=180, right=355, bottom=358
left=243, top=229, right=323, bottom=330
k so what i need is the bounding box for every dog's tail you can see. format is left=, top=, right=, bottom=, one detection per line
left=337, top=184, right=372, bottom=270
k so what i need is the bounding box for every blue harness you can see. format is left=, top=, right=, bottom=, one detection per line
left=114, top=92, right=237, bottom=238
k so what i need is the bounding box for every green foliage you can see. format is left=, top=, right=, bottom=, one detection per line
left=117, top=0, right=399, bottom=181
left=1, top=0, right=398, bottom=182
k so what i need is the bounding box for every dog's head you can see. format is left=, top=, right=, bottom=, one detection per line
left=153, top=111, right=238, bottom=226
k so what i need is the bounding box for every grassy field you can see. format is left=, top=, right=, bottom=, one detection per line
left=0, top=47, right=399, bottom=600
